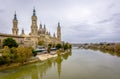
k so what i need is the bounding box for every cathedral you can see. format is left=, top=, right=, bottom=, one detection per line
left=0, top=8, right=62, bottom=48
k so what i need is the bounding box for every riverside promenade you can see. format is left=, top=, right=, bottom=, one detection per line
left=36, top=51, right=57, bottom=61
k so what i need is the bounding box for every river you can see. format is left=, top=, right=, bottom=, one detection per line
left=0, top=48, right=120, bottom=79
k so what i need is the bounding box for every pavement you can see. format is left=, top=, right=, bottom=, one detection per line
left=36, top=51, right=57, bottom=61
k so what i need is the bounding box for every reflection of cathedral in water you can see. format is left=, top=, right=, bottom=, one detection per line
left=35, top=52, right=72, bottom=79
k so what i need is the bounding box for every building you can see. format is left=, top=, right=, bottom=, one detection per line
left=0, top=8, right=62, bottom=48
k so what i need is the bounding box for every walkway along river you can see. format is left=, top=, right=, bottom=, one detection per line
left=0, top=48, right=120, bottom=79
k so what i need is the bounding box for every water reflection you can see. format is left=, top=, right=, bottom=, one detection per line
left=90, top=48, right=120, bottom=58
left=0, top=52, right=72, bottom=79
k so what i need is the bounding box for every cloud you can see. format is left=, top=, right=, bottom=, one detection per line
left=96, top=17, right=114, bottom=24
left=0, top=9, right=4, bottom=13
left=0, top=0, right=120, bottom=43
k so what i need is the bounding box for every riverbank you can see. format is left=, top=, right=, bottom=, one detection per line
left=78, top=43, right=120, bottom=57
left=0, top=58, right=39, bottom=71
left=0, top=51, right=68, bottom=71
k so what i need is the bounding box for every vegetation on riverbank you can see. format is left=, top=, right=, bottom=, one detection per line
left=0, top=46, right=33, bottom=65
left=79, top=43, right=120, bottom=57
left=0, top=38, right=33, bottom=66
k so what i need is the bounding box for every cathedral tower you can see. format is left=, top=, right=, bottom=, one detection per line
left=57, top=22, right=61, bottom=41
left=30, top=8, right=38, bottom=36
left=21, top=28, right=25, bottom=36
left=12, top=12, right=19, bottom=35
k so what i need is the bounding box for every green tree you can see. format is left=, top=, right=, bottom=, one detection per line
left=38, top=40, right=45, bottom=45
left=3, top=38, right=18, bottom=48
left=2, top=46, right=11, bottom=65
left=68, top=44, right=72, bottom=52
left=56, top=43, right=62, bottom=50
left=63, top=43, right=68, bottom=51
left=10, top=47, right=17, bottom=62
left=16, top=46, right=32, bottom=63
left=48, top=43, right=52, bottom=47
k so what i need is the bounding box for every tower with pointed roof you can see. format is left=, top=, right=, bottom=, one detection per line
left=12, top=12, right=19, bottom=35
left=21, top=28, right=25, bottom=36
left=43, top=24, right=46, bottom=34
left=53, top=32, right=56, bottom=38
left=30, top=8, right=38, bottom=36
left=57, top=22, right=61, bottom=41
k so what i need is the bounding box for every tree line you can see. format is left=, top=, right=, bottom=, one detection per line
left=0, top=38, right=33, bottom=65
left=79, top=43, right=120, bottom=57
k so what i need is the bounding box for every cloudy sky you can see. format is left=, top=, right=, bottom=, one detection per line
left=0, top=0, right=120, bottom=43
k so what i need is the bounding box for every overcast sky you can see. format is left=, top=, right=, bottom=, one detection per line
left=0, top=0, right=120, bottom=43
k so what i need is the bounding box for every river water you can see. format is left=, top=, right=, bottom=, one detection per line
left=0, top=48, right=120, bottom=79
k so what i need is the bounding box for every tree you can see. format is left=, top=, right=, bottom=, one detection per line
left=47, top=43, right=52, bottom=53
left=3, top=38, right=18, bottom=48
left=48, top=43, right=52, bottom=47
left=56, top=43, right=62, bottom=50
left=68, top=44, right=72, bottom=52
left=0, top=46, right=33, bottom=65
left=2, top=46, right=11, bottom=65
left=63, top=43, right=68, bottom=51
left=16, top=46, right=32, bottom=63
left=38, top=40, right=45, bottom=45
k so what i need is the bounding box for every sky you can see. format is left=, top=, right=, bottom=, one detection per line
left=0, top=0, right=120, bottom=43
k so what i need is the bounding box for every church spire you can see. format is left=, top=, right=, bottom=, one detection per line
left=57, top=22, right=61, bottom=41
left=44, top=24, right=46, bottom=30
left=58, top=22, right=60, bottom=27
left=33, top=7, right=36, bottom=16
left=21, top=28, right=25, bottom=36
left=12, top=11, right=18, bottom=35
left=14, top=11, right=17, bottom=20
left=22, top=28, right=25, bottom=35
left=40, top=23, right=42, bottom=29
left=53, top=32, right=56, bottom=37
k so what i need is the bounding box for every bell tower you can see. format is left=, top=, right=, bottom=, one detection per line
left=12, top=12, right=19, bottom=35
left=57, top=22, right=61, bottom=41
left=30, top=8, right=38, bottom=36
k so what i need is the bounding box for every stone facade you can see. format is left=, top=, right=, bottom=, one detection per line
left=0, top=9, right=62, bottom=49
